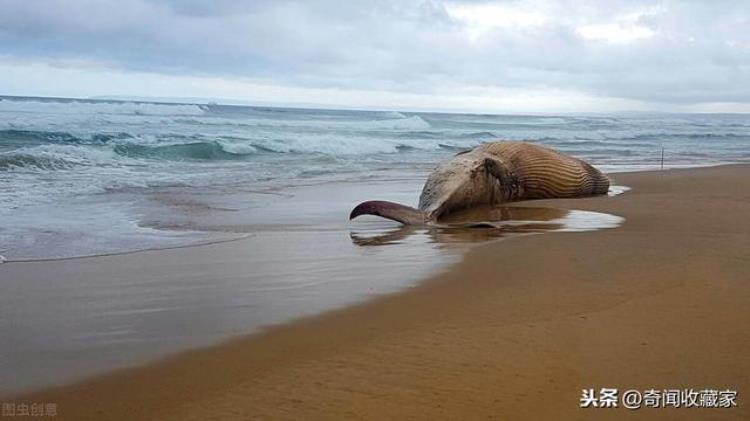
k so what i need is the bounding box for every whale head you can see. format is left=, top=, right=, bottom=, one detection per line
left=418, top=150, right=515, bottom=220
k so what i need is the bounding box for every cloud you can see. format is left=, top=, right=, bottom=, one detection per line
left=575, top=6, right=662, bottom=44
left=0, top=0, right=748, bottom=112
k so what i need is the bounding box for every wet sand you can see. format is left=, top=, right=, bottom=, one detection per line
left=0, top=180, right=619, bottom=395
left=5, top=164, right=750, bottom=420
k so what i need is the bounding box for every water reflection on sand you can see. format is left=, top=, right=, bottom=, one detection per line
left=350, top=205, right=623, bottom=247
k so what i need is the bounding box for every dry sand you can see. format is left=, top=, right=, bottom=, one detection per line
left=6, top=165, right=750, bottom=420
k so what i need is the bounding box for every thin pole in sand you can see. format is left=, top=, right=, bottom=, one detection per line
left=660, top=146, right=664, bottom=170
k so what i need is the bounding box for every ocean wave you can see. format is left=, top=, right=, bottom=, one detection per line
left=174, top=114, right=431, bottom=131
left=600, top=132, right=750, bottom=141
left=114, top=141, right=262, bottom=161
left=0, top=129, right=274, bottom=152
left=2, top=98, right=749, bottom=220
left=0, top=144, right=118, bottom=172
left=348, top=115, right=431, bottom=131
left=438, top=143, right=473, bottom=152
left=297, top=168, right=337, bottom=178
left=0, top=153, right=76, bottom=171
left=0, top=99, right=206, bottom=116
left=3, top=133, right=474, bottom=165
left=394, top=130, right=443, bottom=139
left=392, top=129, right=495, bottom=140
left=436, top=115, right=573, bottom=127
left=4, top=128, right=744, bottom=169
left=568, top=148, right=637, bottom=156
left=459, top=131, right=498, bottom=139
left=377, top=111, right=408, bottom=119
left=0, top=129, right=138, bottom=146
left=536, top=138, right=654, bottom=148
left=521, top=133, right=750, bottom=144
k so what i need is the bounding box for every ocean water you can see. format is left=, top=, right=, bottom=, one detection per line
left=1, top=96, right=731, bottom=394
left=0, top=96, right=749, bottom=259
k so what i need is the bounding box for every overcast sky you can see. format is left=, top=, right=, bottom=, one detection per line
left=0, top=0, right=749, bottom=113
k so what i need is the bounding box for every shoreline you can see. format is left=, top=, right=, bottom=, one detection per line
left=0, top=233, right=254, bottom=264
left=4, top=164, right=750, bottom=420
left=1, top=161, right=741, bottom=263
left=0, top=161, right=739, bottom=263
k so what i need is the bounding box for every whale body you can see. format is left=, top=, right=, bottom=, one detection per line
left=350, top=141, right=610, bottom=225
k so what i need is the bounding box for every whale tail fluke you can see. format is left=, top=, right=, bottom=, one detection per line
left=349, top=200, right=427, bottom=225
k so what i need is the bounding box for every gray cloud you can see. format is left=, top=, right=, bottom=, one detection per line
left=0, top=0, right=749, bottom=106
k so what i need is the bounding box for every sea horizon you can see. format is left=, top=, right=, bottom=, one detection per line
left=5, top=93, right=750, bottom=116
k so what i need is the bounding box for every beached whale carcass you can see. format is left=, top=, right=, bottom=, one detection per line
left=350, top=141, right=610, bottom=225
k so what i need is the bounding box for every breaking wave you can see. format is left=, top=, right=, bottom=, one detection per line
left=0, top=152, right=76, bottom=171
left=0, top=98, right=207, bottom=116
left=114, top=141, right=259, bottom=161
left=0, top=144, right=117, bottom=172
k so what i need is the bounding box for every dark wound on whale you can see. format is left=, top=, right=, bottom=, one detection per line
left=349, top=141, right=610, bottom=225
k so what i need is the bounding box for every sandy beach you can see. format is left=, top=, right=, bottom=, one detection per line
left=3, top=164, right=750, bottom=420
